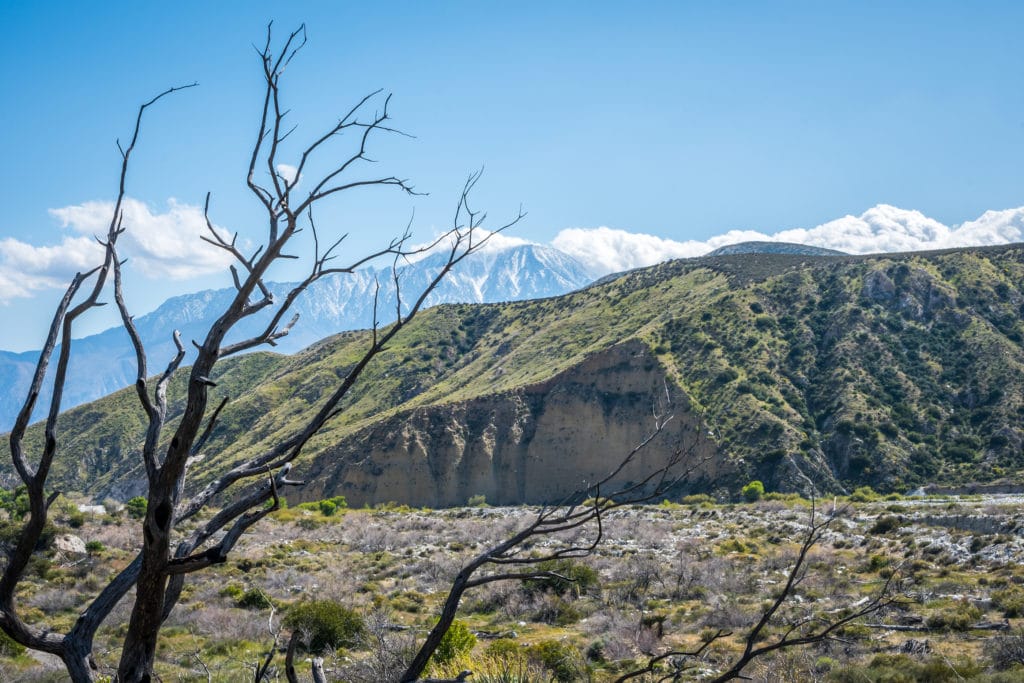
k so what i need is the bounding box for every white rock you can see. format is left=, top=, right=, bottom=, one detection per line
left=54, top=534, right=87, bottom=555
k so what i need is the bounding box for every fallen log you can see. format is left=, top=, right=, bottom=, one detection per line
left=863, top=621, right=1009, bottom=632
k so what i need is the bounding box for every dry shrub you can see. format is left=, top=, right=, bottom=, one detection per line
left=336, top=608, right=417, bottom=683
left=28, top=587, right=82, bottom=613
left=179, top=605, right=270, bottom=643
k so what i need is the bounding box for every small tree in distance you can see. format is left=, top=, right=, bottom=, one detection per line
left=125, top=496, right=148, bottom=519
left=742, top=479, right=765, bottom=502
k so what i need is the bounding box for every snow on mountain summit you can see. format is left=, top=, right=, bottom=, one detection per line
left=0, top=242, right=594, bottom=430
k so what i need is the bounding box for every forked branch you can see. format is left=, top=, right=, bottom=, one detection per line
left=7, top=24, right=530, bottom=683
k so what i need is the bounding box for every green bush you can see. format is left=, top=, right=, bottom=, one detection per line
left=925, top=600, right=982, bottom=631
left=847, top=486, right=881, bottom=503
left=533, top=596, right=584, bottom=625
left=714, top=368, right=739, bottom=385
left=827, top=653, right=984, bottom=682
left=486, top=638, right=520, bottom=658
left=718, top=537, right=759, bottom=554
left=237, top=587, right=274, bottom=610
left=297, top=495, right=348, bottom=516
left=526, top=640, right=586, bottom=683
left=741, top=480, right=765, bottom=502
left=993, top=587, right=1024, bottom=618
left=284, top=600, right=365, bottom=654
left=0, top=520, right=56, bottom=552
left=585, top=639, right=606, bottom=662
left=50, top=495, right=86, bottom=528
left=85, top=540, right=104, bottom=554
left=680, top=493, right=716, bottom=506
left=699, top=626, right=723, bottom=643
left=868, top=515, right=901, bottom=535
left=432, top=619, right=476, bottom=664
left=763, top=492, right=807, bottom=504
left=125, top=496, right=148, bottom=519
left=325, top=495, right=347, bottom=511
left=467, top=494, right=488, bottom=507
left=0, top=486, right=30, bottom=520
left=867, top=554, right=889, bottom=571
left=389, top=590, right=426, bottom=613
left=0, top=629, right=26, bottom=657
left=219, top=584, right=244, bottom=601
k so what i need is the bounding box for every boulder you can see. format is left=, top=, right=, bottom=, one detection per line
left=54, top=534, right=87, bottom=556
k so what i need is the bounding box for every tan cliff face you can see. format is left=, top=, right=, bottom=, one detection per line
left=299, top=340, right=724, bottom=508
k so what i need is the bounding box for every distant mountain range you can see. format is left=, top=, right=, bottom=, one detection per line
left=0, top=243, right=592, bottom=431
left=6, top=226, right=1015, bottom=439
left=14, top=242, right=1024, bottom=505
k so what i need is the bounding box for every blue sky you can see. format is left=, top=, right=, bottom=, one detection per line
left=1, top=1, right=1023, bottom=350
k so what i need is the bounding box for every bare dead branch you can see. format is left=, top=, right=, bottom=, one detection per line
left=191, top=395, right=229, bottom=456
left=154, top=331, right=187, bottom=408
left=251, top=603, right=281, bottom=682
left=166, top=466, right=299, bottom=576
left=8, top=270, right=94, bottom=484
left=200, top=193, right=273, bottom=304
left=7, top=24, right=539, bottom=683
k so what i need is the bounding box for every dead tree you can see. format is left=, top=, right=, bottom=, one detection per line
left=2, top=24, right=521, bottom=683
left=615, top=502, right=902, bottom=683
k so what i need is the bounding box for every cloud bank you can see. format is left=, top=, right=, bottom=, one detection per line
left=552, top=204, right=1024, bottom=277
left=1, top=199, right=233, bottom=301
left=3, top=201, right=1024, bottom=301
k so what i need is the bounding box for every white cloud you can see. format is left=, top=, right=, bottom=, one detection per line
left=0, top=198, right=233, bottom=302
left=0, top=235, right=103, bottom=278
left=276, top=164, right=299, bottom=186
left=552, top=227, right=708, bottom=276
left=473, top=228, right=533, bottom=253
left=552, top=205, right=1024, bottom=277
left=769, top=205, right=954, bottom=253
left=0, top=236, right=105, bottom=300
left=948, top=208, right=1024, bottom=247
left=49, top=198, right=233, bottom=279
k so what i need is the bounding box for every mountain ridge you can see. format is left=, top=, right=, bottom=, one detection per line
left=11, top=242, right=1024, bottom=505
left=705, top=241, right=846, bottom=257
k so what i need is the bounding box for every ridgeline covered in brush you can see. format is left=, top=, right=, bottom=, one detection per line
left=12, top=243, right=1024, bottom=506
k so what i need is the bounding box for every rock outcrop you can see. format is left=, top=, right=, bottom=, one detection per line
left=301, top=341, right=722, bottom=507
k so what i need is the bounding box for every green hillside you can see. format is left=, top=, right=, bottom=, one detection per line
left=9, top=244, right=1024, bottom=502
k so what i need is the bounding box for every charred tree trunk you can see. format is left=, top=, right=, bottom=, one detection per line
left=284, top=631, right=300, bottom=683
